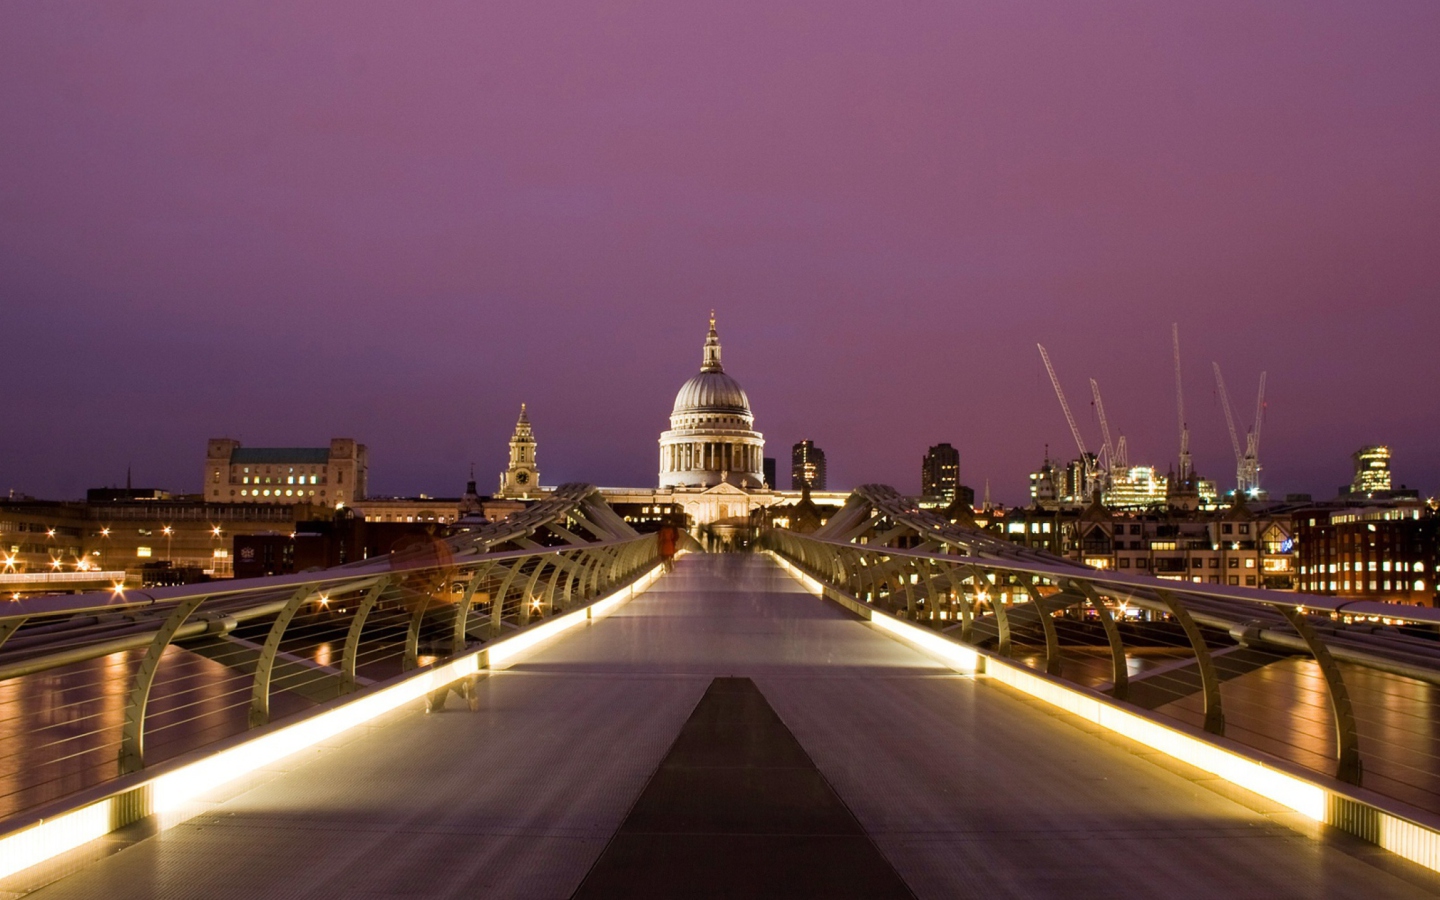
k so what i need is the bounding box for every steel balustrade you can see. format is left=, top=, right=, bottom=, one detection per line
left=764, top=487, right=1440, bottom=810
left=0, top=484, right=661, bottom=822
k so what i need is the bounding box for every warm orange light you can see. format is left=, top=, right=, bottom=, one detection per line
left=100, top=528, right=111, bottom=537
left=46, top=529, right=56, bottom=538
left=162, top=527, right=173, bottom=536
left=211, top=526, right=222, bottom=537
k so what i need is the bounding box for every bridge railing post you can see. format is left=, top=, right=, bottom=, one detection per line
left=490, top=561, right=525, bottom=638
left=1069, top=580, right=1129, bottom=702
left=1025, top=575, right=1062, bottom=676
left=343, top=578, right=391, bottom=692
left=452, top=567, right=489, bottom=655
left=1275, top=603, right=1363, bottom=785
left=120, top=595, right=207, bottom=773
left=1153, top=588, right=1222, bottom=734
left=250, top=585, right=319, bottom=728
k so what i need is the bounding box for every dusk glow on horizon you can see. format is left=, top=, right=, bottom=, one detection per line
left=3, top=2, right=1438, bottom=502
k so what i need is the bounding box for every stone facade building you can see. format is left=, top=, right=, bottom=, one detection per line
left=205, top=438, right=367, bottom=506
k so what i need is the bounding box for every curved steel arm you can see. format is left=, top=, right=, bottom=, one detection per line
left=342, top=578, right=390, bottom=692
left=1276, top=604, right=1362, bottom=785
left=1026, top=576, right=1062, bottom=676
left=489, top=562, right=526, bottom=637
left=970, top=566, right=1009, bottom=657
left=1071, top=581, right=1128, bottom=702
left=0, top=616, right=27, bottom=652
left=1155, top=588, right=1223, bottom=734
left=250, top=585, right=317, bottom=727
left=452, top=566, right=490, bottom=654
left=120, top=595, right=207, bottom=773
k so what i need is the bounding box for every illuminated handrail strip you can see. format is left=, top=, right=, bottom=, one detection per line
left=0, top=559, right=666, bottom=883
left=0, top=535, right=650, bottom=623
left=786, top=531, right=1440, bottom=628
left=766, top=548, right=1440, bottom=876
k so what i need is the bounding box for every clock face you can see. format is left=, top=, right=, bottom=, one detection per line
left=516, top=472, right=529, bottom=485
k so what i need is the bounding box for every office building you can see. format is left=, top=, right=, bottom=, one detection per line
left=791, top=440, right=827, bottom=490
left=922, top=443, right=960, bottom=501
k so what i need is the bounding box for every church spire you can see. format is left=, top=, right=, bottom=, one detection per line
left=500, top=403, right=539, bottom=497
left=701, top=310, right=724, bottom=373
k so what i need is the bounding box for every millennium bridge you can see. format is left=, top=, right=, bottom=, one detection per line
left=2, top=485, right=1439, bottom=897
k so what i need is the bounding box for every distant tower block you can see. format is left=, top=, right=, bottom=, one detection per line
left=499, top=404, right=541, bottom=499
left=791, top=440, right=827, bottom=491
left=921, top=443, right=959, bottom=501
left=1350, top=446, right=1392, bottom=496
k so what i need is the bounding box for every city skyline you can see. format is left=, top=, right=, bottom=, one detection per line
left=3, top=3, right=1438, bottom=503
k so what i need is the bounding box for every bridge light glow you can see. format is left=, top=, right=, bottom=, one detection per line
left=0, top=559, right=667, bottom=884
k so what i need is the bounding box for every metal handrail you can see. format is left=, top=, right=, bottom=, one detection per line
left=0, top=487, right=660, bottom=822
left=764, top=527, right=1440, bottom=797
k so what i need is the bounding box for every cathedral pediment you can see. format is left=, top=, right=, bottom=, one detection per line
left=701, top=481, right=752, bottom=496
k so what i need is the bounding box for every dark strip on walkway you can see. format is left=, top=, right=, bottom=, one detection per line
left=572, top=677, right=914, bottom=899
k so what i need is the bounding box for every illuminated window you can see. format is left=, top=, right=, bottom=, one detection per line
left=137, top=547, right=152, bottom=558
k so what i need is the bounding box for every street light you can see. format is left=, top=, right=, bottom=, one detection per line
left=163, top=526, right=174, bottom=563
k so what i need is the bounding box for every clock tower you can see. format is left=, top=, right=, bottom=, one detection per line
left=499, top=403, right=540, bottom=498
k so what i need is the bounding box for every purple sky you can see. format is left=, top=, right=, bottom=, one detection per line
left=3, top=1, right=1438, bottom=504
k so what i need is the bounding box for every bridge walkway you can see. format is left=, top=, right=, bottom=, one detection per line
left=19, top=554, right=1440, bottom=898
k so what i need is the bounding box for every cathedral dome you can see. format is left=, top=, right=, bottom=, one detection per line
left=672, top=371, right=751, bottom=416
left=659, top=313, right=765, bottom=491
left=669, top=312, right=752, bottom=417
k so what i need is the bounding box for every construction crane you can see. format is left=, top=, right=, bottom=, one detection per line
left=1037, top=344, right=1100, bottom=499
left=1172, top=324, right=1192, bottom=481
left=1245, top=372, right=1267, bottom=495
left=1089, top=378, right=1128, bottom=474
left=1213, top=363, right=1267, bottom=497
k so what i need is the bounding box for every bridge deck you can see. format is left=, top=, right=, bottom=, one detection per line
left=18, top=554, right=1440, bottom=898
